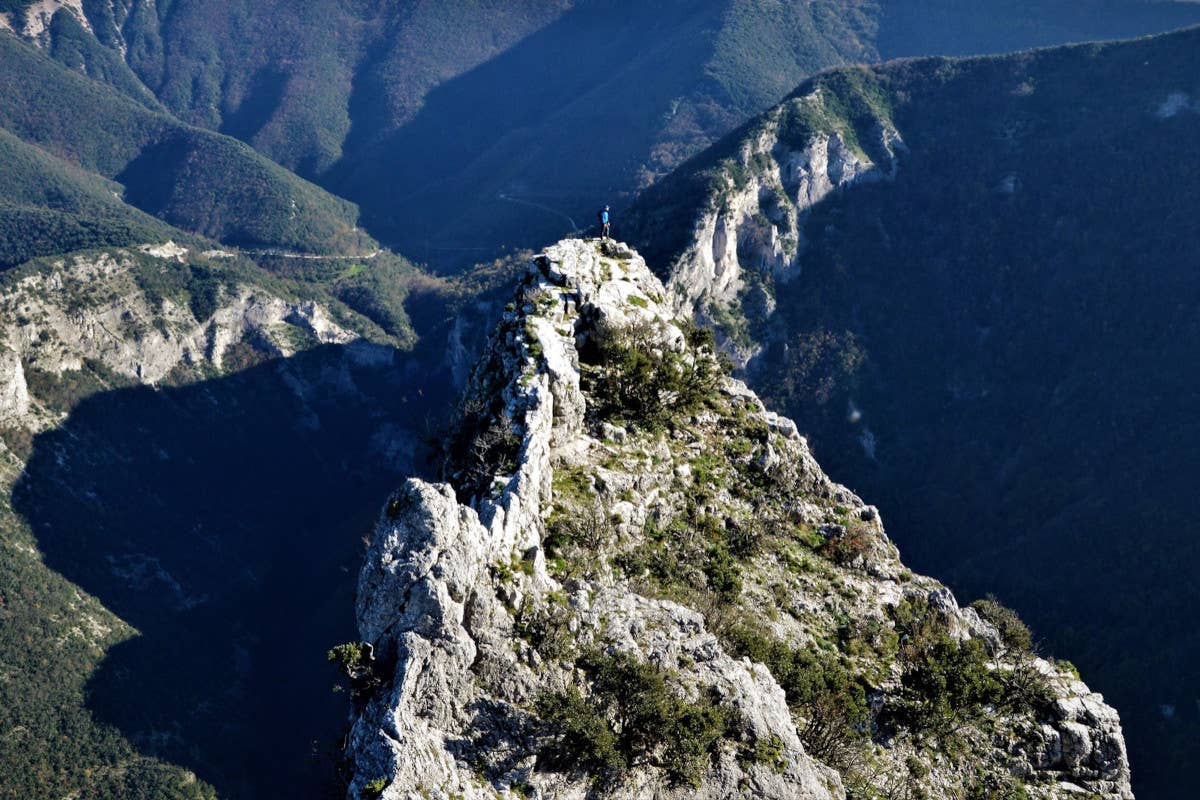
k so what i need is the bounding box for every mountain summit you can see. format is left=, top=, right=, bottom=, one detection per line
left=342, top=239, right=1131, bottom=799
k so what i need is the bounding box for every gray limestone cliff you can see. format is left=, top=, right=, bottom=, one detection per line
left=0, top=242, right=394, bottom=478
left=344, top=239, right=1133, bottom=800
left=627, top=73, right=904, bottom=369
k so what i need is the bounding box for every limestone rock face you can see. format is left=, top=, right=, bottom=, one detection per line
left=0, top=347, right=30, bottom=422
left=346, top=238, right=1133, bottom=800
left=1013, top=676, right=1133, bottom=797
left=6, top=0, right=90, bottom=41
left=349, top=480, right=493, bottom=795
left=0, top=248, right=358, bottom=397
left=0, top=244, right=387, bottom=457
left=669, top=128, right=885, bottom=315
left=647, top=87, right=904, bottom=367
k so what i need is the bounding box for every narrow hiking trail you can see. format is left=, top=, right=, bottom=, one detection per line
left=238, top=248, right=384, bottom=261
left=497, top=192, right=579, bottom=232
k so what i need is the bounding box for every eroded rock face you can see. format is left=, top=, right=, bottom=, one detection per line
left=670, top=130, right=879, bottom=313
left=653, top=88, right=904, bottom=367
left=347, top=239, right=1133, bottom=800
left=0, top=247, right=358, bottom=399
left=0, top=346, right=30, bottom=422
left=7, top=0, right=90, bottom=41
left=0, top=244, right=395, bottom=478
left=350, top=481, right=493, bottom=795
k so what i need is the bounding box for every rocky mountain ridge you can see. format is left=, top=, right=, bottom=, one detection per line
left=646, top=70, right=904, bottom=367
left=624, top=27, right=1200, bottom=798
left=344, top=239, right=1131, bottom=800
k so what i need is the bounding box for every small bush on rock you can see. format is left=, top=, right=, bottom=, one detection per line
left=362, top=777, right=390, bottom=799
left=966, top=774, right=1031, bottom=800
left=723, top=624, right=868, bottom=768
left=514, top=591, right=575, bottom=662
left=327, top=642, right=384, bottom=704
left=819, top=523, right=873, bottom=567
left=704, top=542, right=744, bottom=603
left=536, top=684, right=623, bottom=776
left=970, top=595, right=1034, bottom=653
left=888, top=598, right=1047, bottom=733
left=899, top=631, right=1003, bottom=732
left=535, top=649, right=736, bottom=787
left=581, top=319, right=723, bottom=430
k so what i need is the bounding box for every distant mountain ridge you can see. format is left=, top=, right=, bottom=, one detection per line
left=9, top=0, right=1200, bottom=269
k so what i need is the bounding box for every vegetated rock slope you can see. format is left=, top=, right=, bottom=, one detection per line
left=625, top=25, right=1200, bottom=799
left=344, top=239, right=1130, bottom=799
left=0, top=242, right=478, bottom=799
left=9, top=1, right=1200, bottom=268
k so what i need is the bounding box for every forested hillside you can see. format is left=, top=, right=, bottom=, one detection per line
left=0, top=126, right=183, bottom=267
left=9, top=0, right=1200, bottom=269
left=0, top=33, right=373, bottom=257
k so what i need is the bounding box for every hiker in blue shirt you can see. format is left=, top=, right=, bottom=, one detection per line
left=597, top=205, right=611, bottom=239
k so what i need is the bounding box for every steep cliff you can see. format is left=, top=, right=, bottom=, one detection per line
left=624, top=27, right=1200, bottom=797
left=345, top=239, right=1131, bottom=800
left=629, top=67, right=902, bottom=366
left=0, top=243, right=453, bottom=799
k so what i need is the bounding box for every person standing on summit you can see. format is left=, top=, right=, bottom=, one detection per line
left=597, top=205, right=611, bottom=239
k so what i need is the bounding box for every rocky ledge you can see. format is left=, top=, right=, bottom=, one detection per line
left=343, top=239, right=1132, bottom=800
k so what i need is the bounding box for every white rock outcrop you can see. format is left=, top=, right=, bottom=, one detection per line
left=0, top=346, right=30, bottom=422
left=668, top=91, right=903, bottom=315
left=0, top=248, right=359, bottom=398
left=8, top=0, right=90, bottom=41
left=347, top=239, right=1133, bottom=800
left=647, top=87, right=904, bottom=367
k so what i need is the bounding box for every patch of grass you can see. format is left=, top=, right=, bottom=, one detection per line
left=741, top=733, right=787, bottom=773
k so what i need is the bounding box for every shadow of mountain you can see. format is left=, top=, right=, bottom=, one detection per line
left=327, top=0, right=726, bottom=271
left=10, top=343, right=458, bottom=799
left=220, top=66, right=290, bottom=145
left=325, top=0, right=1200, bottom=273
